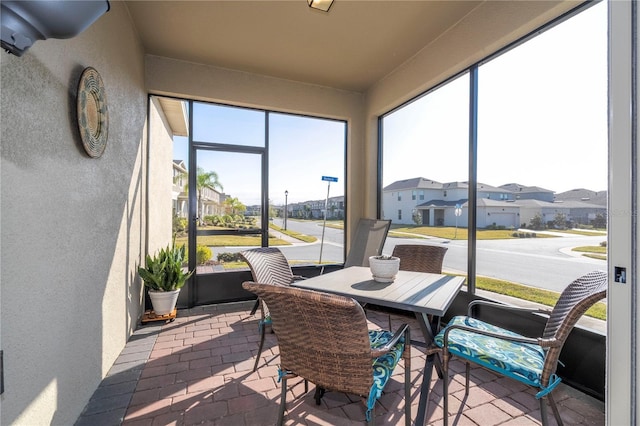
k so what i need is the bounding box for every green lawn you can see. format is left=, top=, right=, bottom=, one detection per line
left=474, top=275, right=606, bottom=320
left=551, top=229, right=607, bottom=236
left=572, top=245, right=607, bottom=261
left=269, top=223, right=317, bottom=243
left=391, top=226, right=554, bottom=240
left=176, top=235, right=290, bottom=247
left=573, top=245, right=607, bottom=254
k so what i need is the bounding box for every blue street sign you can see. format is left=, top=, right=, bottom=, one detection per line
left=322, top=176, right=338, bottom=182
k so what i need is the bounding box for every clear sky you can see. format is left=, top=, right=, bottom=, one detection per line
left=175, top=1, right=607, bottom=206
left=382, top=1, right=607, bottom=194
left=174, top=109, right=345, bottom=206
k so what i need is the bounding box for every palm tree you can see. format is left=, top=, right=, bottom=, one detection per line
left=195, top=167, right=223, bottom=225
left=224, top=196, right=246, bottom=217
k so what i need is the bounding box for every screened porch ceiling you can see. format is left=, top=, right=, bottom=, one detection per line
left=127, top=0, right=487, bottom=93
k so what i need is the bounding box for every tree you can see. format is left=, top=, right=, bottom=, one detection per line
left=195, top=167, right=223, bottom=225
left=529, top=213, right=545, bottom=230
left=593, top=213, right=606, bottom=229
left=223, top=196, right=246, bottom=219
left=412, top=209, right=422, bottom=225
left=554, top=212, right=567, bottom=230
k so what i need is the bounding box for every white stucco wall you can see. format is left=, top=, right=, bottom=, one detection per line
left=0, top=2, right=147, bottom=424
left=148, top=97, right=175, bottom=254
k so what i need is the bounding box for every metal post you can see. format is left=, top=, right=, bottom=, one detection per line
left=318, top=181, right=331, bottom=264
left=284, top=190, right=288, bottom=230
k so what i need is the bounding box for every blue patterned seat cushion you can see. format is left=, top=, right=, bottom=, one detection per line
left=435, top=316, right=547, bottom=388
left=366, top=330, right=405, bottom=419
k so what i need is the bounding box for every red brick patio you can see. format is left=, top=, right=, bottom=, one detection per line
left=76, top=301, right=605, bottom=426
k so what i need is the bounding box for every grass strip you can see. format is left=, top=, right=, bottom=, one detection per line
left=391, top=226, right=555, bottom=240
left=269, top=223, right=317, bottom=243
left=475, top=275, right=606, bottom=320
left=176, top=235, right=290, bottom=247
left=573, top=246, right=606, bottom=254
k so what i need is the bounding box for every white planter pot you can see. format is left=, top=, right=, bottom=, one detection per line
left=368, top=256, right=400, bottom=283
left=148, top=289, right=180, bottom=315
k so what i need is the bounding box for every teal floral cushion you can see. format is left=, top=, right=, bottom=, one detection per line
left=435, top=316, right=547, bottom=388
left=366, top=330, right=405, bottom=421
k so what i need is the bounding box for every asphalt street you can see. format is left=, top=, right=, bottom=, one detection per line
left=268, top=218, right=607, bottom=293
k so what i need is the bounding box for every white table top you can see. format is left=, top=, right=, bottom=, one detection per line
left=292, top=266, right=465, bottom=317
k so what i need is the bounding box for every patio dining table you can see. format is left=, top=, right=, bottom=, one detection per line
left=292, top=266, right=465, bottom=426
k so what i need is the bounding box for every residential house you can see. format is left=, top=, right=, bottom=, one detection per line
left=172, top=160, right=188, bottom=217
left=500, top=183, right=555, bottom=202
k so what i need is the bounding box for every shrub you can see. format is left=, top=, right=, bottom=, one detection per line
left=600, top=241, right=607, bottom=247
left=529, top=214, right=545, bottom=230
left=196, top=245, right=212, bottom=265
left=173, top=215, right=188, bottom=235
left=217, top=252, right=244, bottom=263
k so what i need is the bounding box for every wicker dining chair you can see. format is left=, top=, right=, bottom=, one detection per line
left=242, top=281, right=412, bottom=426
left=381, top=244, right=449, bottom=329
left=434, top=270, right=607, bottom=426
left=391, top=244, right=448, bottom=274
left=240, top=247, right=306, bottom=371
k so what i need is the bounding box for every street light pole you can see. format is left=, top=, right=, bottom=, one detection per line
left=284, top=190, right=288, bottom=231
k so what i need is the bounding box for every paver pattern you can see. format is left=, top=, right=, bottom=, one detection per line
left=76, top=301, right=605, bottom=426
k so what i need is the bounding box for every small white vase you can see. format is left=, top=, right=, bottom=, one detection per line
left=369, top=256, right=400, bottom=283
left=148, top=289, right=180, bottom=315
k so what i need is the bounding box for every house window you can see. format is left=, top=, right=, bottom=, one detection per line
left=398, top=209, right=402, bottom=220
left=398, top=193, right=402, bottom=201
left=412, top=190, right=417, bottom=200
left=419, top=190, right=425, bottom=200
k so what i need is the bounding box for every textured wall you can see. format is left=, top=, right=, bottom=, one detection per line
left=0, top=2, right=147, bottom=424
left=148, top=97, right=174, bottom=255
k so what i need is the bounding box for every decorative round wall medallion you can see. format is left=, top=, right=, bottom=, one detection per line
left=77, top=67, right=108, bottom=158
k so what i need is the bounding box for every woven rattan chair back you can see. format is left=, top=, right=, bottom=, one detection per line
left=243, top=281, right=374, bottom=397
left=344, top=219, right=391, bottom=268
left=539, top=269, right=607, bottom=386
left=391, top=244, right=448, bottom=273
left=240, top=247, right=294, bottom=286
left=240, top=247, right=297, bottom=371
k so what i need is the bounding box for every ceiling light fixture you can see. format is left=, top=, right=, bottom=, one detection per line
left=307, top=0, right=334, bottom=12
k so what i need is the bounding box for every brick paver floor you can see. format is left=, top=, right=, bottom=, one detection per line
left=76, top=301, right=605, bottom=426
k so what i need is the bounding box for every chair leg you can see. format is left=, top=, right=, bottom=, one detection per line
left=367, top=406, right=375, bottom=426
left=250, top=299, right=260, bottom=316
left=277, top=376, right=287, bottom=426
left=442, top=352, right=449, bottom=426
left=404, top=352, right=411, bottom=426
left=547, top=393, right=563, bottom=426
left=539, top=397, right=549, bottom=426
left=313, top=386, right=326, bottom=405
left=253, top=321, right=266, bottom=371
left=465, top=362, right=470, bottom=395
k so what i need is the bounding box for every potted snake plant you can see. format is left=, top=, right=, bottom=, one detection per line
left=138, top=239, right=194, bottom=315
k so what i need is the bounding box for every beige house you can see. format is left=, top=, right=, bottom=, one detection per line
left=0, top=2, right=637, bottom=425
